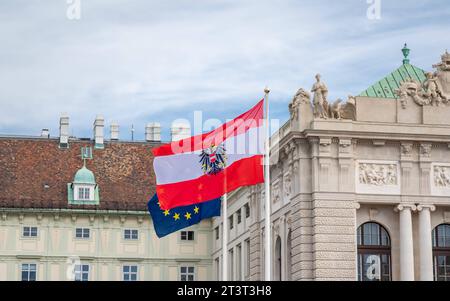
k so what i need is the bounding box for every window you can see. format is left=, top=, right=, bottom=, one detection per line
left=245, top=203, right=250, bottom=218
left=237, top=209, right=242, bottom=224
left=432, top=224, right=450, bottom=281
left=357, top=222, right=391, bottom=281
left=74, top=264, right=89, bottom=281
left=23, top=226, right=38, bottom=237
left=215, top=258, right=220, bottom=281
left=229, top=249, right=234, bottom=281
left=124, top=229, right=138, bottom=240
left=180, top=231, right=194, bottom=241
left=245, top=239, right=250, bottom=278
left=229, top=216, right=234, bottom=230
left=180, top=266, right=195, bottom=281
left=75, top=228, right=90, bottom=239
left=21, top=263, right=36, bottom=281
left=215, top=227, right=219, bottom=240
left=236, top=244, right=242, bottom=281
left=123, top=265, right=138, bottom=281
left=77, top=187, right=91, bottom=200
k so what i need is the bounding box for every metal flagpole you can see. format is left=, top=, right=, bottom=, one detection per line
left=222, top=193, right=228, bottom=281
left=264, top=87, right=271, bottom=281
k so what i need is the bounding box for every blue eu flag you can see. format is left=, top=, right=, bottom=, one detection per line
left=147, top=194, right=221, bottom=238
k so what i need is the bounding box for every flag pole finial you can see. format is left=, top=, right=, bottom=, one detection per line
left=264, top=86, right=270, bottom=94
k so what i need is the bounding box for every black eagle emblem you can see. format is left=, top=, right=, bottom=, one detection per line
left=199, top=143, right=227, bottom=175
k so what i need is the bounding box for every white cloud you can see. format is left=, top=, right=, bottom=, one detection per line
left=0, top=0, right=449, bottom=140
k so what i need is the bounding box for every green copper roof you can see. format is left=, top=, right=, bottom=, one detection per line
left=359, top=63, right=426, bottom=99
left=73, top=166, right=96, bottom=184
left=359, top=44, right=426, bottom=99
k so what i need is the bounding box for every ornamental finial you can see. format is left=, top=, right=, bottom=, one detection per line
left=402, top=43, right=410, bottom=65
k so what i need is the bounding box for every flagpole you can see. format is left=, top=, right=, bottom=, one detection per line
left=222, top=193, right=228, bottom=281
left=264, top=87, right=271, bottom=281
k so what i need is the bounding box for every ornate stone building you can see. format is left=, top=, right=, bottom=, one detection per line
left=213, top=47, right=450, bottom=281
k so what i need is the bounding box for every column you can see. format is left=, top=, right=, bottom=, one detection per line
left=396, top=204, right=416, bottom=281
left=417, top=204, right=436, bottom=281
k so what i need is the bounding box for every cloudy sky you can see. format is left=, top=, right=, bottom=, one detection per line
left=0, top=0, right=449, bottom=141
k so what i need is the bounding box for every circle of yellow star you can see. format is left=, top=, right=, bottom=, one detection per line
left=163, top=210, right=170, bottom=216
left=184, top=212, right=192, bottom=220
left=193, top=207, right=199, bottom=214
left=173, top=213, right=180, bottom=220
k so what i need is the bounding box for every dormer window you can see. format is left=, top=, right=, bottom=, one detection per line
left=75, top=186, right=94, bottom=201
left=68, top=147, right=99, bottom=205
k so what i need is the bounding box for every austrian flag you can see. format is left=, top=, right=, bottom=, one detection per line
left=153, top=100, right=265, bottom=210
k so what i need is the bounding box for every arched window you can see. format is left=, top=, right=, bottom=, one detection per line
left=357, top=222, right=391, bottom=281
left=432, top=224, right=450, bottom=281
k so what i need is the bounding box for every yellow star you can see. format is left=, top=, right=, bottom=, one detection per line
left=173, top=213, right=180, bottom=220
left=184, top=212, right=192, bottom=220
left=193, top=206, right=199, bottom=214
left=163, top=209, right=170, bottom=216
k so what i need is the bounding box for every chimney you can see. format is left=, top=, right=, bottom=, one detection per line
left=110, top=122, right=119, bottom=140
left=59, top=113, right=69, bottom=148
left=93, top=115, right=105, bottom=149
left=145, top=122, right=161, bottom=142
left=171, top=122, right=191, bottom=141
left=41, top=128, right=50, bottom=138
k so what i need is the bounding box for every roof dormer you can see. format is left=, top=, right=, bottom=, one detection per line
left=67, top=147, right=100, bottom=205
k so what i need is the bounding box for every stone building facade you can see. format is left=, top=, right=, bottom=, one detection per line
left=213, top=48, right=450, bottom=281
left=0, top=119, right=213, bottom=281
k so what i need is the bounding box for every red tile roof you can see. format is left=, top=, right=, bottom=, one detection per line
left=0, top=138, right=160, bottom=211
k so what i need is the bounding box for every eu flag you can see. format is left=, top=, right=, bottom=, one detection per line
left=147, top=194, right=221, bottom=238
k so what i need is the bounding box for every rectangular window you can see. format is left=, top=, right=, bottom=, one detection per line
left=74, top=264, right=89, bottom=281
left=215, top=258, right=220, bottom=281
left=77, top=187, right=91, bottom=200
left=229, top=249, right=234, bottom=281
left=237, top=209, right=242, bottom=224
left=229, top=216, right=234, bottom=230
left=245, top=203, right=250, bottom=218
left=21, top=263, right=36, bottom=281
left=180, top=266, right=195, bottom=281
left=123, top=265, right=138, bottom=281
left=237, top=244, right=242, bottom=281
left=75, top=228, right=90, bottom=239
left=124, top=229, right=139, bottom=240
left=23, top=227, right=38, bottom=237
left=245, top=239, right=251, bottom=278
left=215, top=227, right=219, bottom=240
left=181, top=231, right=194, bottom=241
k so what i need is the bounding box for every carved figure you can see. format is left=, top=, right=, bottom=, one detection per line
left=434, top=166, right=450, bottom=187
left=359, top=163, right=397, bottom=186
left=289, top=88, right=311, bottom=119
left=311, top=74, right=329, bottom=119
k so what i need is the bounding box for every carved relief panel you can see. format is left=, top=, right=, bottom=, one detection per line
left=431, top=163, right=450, bottom=196
left=356, top=160, right=401, bottom=194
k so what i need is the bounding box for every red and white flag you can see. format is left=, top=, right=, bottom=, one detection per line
left=153, top=100, right=265, bottom=210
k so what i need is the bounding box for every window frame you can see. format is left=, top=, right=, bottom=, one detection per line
left=180, top=231, right=195, bottom=241
left=357, top=222, right=392, bottom=282
left=179, top=266, right=195, bottom=281
left=22, top=226, right=38, bottom=238
left=75, top=228, right=90, bottom=239
left=123, top=229, right=139, bottom=241
left=123, top=265, right=138, bottom=281
left=74, top=264, right=90, bottom=281
left=432, top=224, right=450, bottom=281
left=21, top=263, right=37, bottom=281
